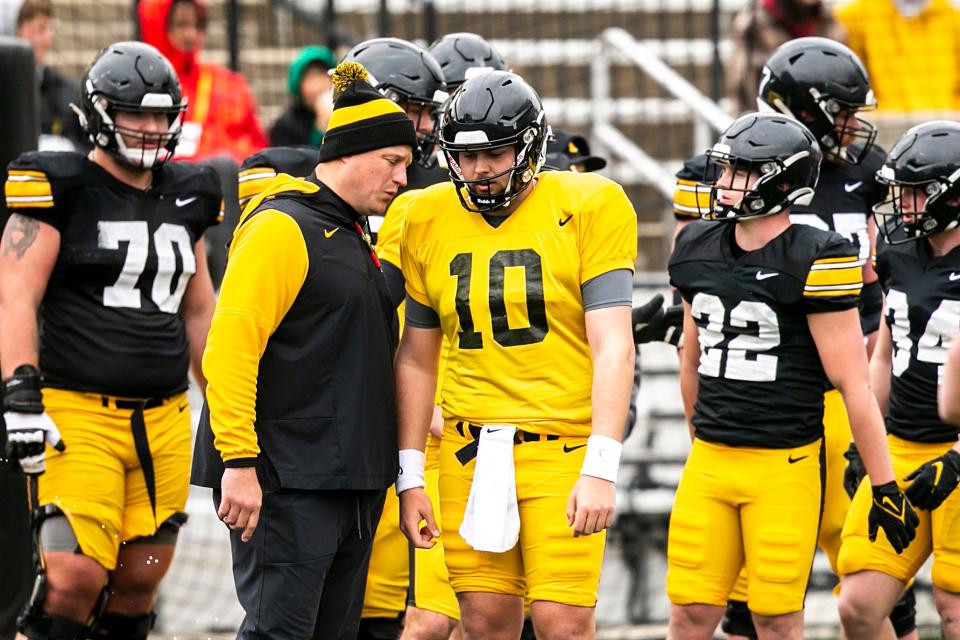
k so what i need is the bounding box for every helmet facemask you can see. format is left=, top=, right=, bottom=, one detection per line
left=873, top=166, right=960, bottom=244
left=441, top=111, right=547, bottom=213
left=808, top=87, right=878, bottom=165
left=77, top=88, right=185, bottom=170
left=703, top=146, right=818, bottom=221
left=386, top=87, right=447, bottom=169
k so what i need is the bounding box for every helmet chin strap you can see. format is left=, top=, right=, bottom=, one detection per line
left=92, top=100, right=176, bottom=170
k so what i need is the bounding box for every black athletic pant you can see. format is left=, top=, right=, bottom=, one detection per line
left=216, top=488, right=387, bottom=640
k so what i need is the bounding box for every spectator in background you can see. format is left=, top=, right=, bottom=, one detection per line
left=138, top=0, right=267, bottom=163
left=726, top=0, right=846, bottom=115
left=834, top=0, right=960, bottom=112
left=269, top=45, right=337, bottom=147
left=543, top=130, right=607, bottom=173
left=16, top=0, right=87, bottom=151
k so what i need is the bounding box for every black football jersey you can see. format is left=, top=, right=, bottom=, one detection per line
left=876, top=235, right=960, bottom=443
left=5, top=151, right=222, bottom=398
left=669, top=220, right=862, bottom=448
left=789, top=144, right=886, bottom=269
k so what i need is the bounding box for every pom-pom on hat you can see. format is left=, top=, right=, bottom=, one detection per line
left=319, top=61, right=418, bottom=162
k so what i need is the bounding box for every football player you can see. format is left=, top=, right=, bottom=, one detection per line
left=428, top=32, right=508, bottom=93
left=344, top=37, right=448, bottom=192
left=395, top=70, right=637, bottom=640
left=667, top=112, right=915, bottom=640
left=838, top=121, right=960, bottom=640
left=722, top=36, right=912, bottom=640
left=0, top=41, right=220, bottom=640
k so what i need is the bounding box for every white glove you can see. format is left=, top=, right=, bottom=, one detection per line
left=4, top=411, right=65, bottom=475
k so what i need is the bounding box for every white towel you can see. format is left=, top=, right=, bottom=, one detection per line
left=459, top=424, right=520, bottom=553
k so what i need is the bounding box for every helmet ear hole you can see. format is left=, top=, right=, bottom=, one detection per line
left=707, top=112, right=822, bottom=222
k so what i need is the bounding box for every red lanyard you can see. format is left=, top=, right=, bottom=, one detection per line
left=354, top=222, right=381, bottom=269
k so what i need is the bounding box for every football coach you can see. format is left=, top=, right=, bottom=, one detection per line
left=191, top=61, right=416, bottom=639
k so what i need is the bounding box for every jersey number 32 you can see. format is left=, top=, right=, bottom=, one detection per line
left=691, top=292, right=780, bottom=381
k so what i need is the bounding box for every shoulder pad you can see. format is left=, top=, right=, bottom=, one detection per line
left=160, top=162, right=223, bottom=200
left=670, top=219, right=718, bottom=263
left=240, top=146, right=322, bottom=178
left=8, top=151, right=86, bottom=180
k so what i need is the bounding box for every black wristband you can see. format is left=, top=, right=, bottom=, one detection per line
left=223, top=457, right=258, bottom=468
left=2, top=364, right=44, bottom=414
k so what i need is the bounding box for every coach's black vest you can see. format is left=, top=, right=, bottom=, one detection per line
left=192, top=175, right=398, bottom=491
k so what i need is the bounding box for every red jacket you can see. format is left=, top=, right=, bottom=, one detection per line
left=139, top=0, right=267, bottom=163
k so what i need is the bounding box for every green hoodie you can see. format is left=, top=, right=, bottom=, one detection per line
left=287, top=45, right=338, bottom=100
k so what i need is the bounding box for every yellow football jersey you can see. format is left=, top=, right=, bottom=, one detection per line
left=400, top=170, right=637, bottom=437
left=378, top=190, right=445, bottom=466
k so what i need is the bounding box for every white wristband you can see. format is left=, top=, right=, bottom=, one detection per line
left=396, top=449, right=426, bottom=494
left=579, top=435, right=623, bottom=484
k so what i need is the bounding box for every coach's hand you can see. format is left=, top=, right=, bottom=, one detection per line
left=219, top=467, right=262, bottom=543
left=567, top=475, right=616, bottom=537
left=868, top=481, right=919, bottom=554
left=399, top=487, right=440, bottom=549
left=905, top=449, right=960, bottom=511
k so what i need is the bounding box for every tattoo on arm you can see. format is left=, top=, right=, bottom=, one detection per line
left=2, top=214, right=40, bottom=260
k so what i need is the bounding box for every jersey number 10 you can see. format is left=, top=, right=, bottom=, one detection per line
left=98, top=220, right=196, bottom=313
left=449, top=248, right=549, bottom=349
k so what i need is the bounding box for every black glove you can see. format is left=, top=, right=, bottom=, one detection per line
left=632, top=294, right=683, bottom=346
left=843, top=442, right=867, bottom=499
left=905, top=449, right=960, bottom=511
left=868, top=481, right=919, bottom=554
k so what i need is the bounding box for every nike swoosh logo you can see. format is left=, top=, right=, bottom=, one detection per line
left=486, top=428, right=503, bottom=434
left=563, top=443, right=587, bottom=453
left=324, top=228, right=340, bottom=238
left=175, top=196, right=198, bottom=207
left=756, top=271, right=779, bottom=280
left=950, top=273, right=960, bottom=281
left=559, top=214, right=573, bottom=227
left=881, top=495, right=903, bottom=516
left=178, top=404, right=188, bottom=413
left=844, top=181, right=863, bottom=193
left=787, top=455, right=808, bottom=464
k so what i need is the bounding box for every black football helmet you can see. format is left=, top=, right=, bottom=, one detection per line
left=873, top=121, right=960, bottom=244
left=342, top=38, right=447, bottom=168
left=759, top=37, right=877, bottom=165
left=438, top=70, right=548, bottom=213
left=428, top=32, right=508, bottom=91
left=74, top=41, right=186, bottom=169
left=704, top=113, right=821, bottom=221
